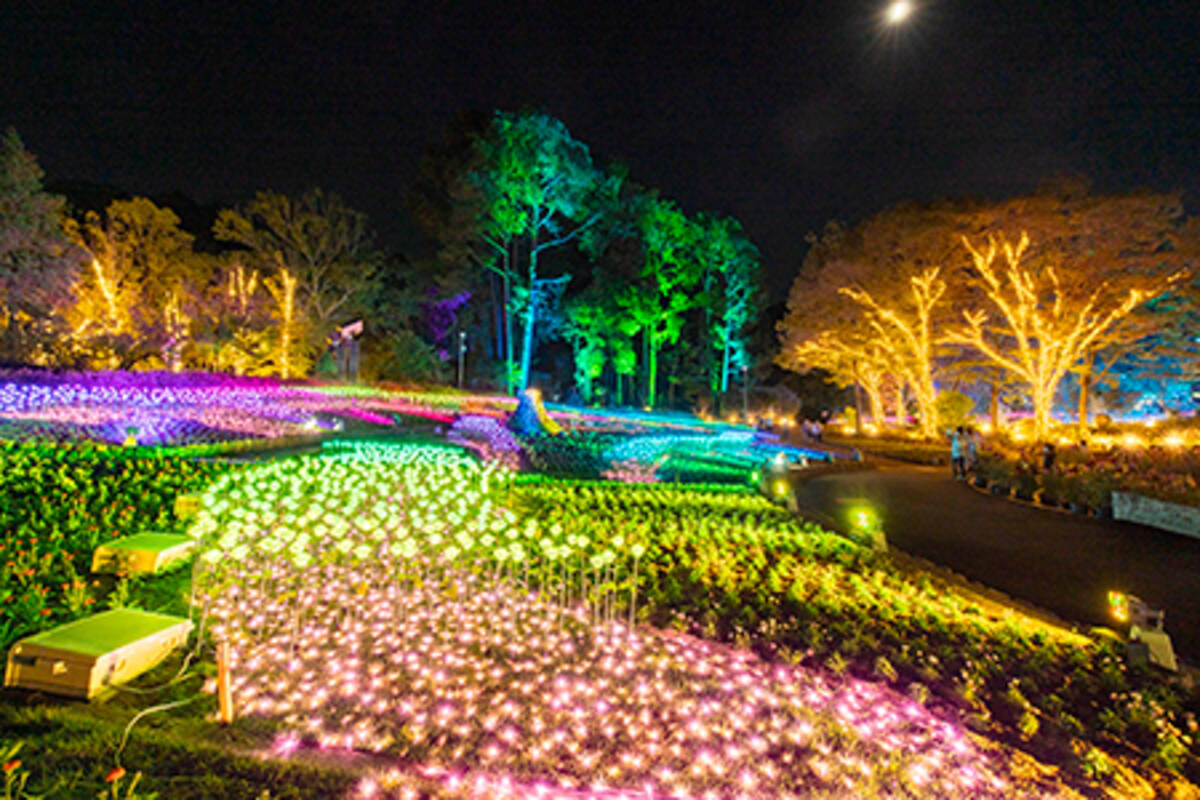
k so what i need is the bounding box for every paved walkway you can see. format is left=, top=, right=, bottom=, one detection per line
left=790, top=462, right=1200, bottom=662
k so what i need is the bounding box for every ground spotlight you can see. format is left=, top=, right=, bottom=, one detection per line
left=1108, top=591, right=1176, bottom=672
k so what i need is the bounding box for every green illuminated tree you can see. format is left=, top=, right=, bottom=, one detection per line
left=615, top=194, right=704, bottom=409
left=563, top=288, right=615, bottom=404
left=471, top=111, right=619, bottom=392
left=0, top=128, right=85, bottom=363
left=697, top=214, right=761, bottom=399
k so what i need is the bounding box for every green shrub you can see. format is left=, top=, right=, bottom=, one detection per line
left=935, top=391, right=975, bottom=429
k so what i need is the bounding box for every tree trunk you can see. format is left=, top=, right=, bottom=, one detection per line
left=489, top=270, right=502, bottom=361
left=646, top=334, right=659, bottom=409
left=853, top=381, right=864, bottom=435
left=503, top=255, right=514, bottom=396
left=719, top=323, right=732, bottom=395
left=989, top=380, right=1000, bottom=432
left=518, top=236, right=538, bottom=392
left=891, top=381, right=905, bottom=426
left=1077, top=354, right=1092, bottom=432
left=863, top=382, right=886, bottom=428
left=641, top=333, right=650, bottom=407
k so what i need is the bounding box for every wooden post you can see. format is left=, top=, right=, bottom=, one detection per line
left=216, top=640, right=234, bottom=724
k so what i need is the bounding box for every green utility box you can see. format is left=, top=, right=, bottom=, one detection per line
left=5, top=609, right=193, bottom=698
left=91, top=533, right=195, bottom=575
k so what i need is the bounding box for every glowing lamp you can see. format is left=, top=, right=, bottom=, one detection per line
left=850, top=507, right=879, bottom=533
left=1108, top=591, right=1176, bottom=671
left=771, top=479, right=789, bottom=499
left=1107, top=590, right=1129, bottom=623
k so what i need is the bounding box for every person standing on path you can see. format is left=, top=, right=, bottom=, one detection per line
left=949, top=426, right=966, bottom=479
left=964, top=426, right=980, bottom=476
left=1041, top=442, right=1056, bottom=472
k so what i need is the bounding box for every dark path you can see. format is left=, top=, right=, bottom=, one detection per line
left=791, top=462, right=1200, bottom=662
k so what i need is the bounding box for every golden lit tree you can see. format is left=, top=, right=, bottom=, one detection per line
left=778, top=209, right=961, bottom=438
left=263, top=263, right=310, bottom=379
left=65, top=197, right=200, bottom=369
left=838, top=267, right=946, bottom=438
left=214, top=188, right=381, bottom=376
left=783, top=331, right=892, bottom=429
left=957, top=187, right=1198, bottom=427
left=948, top=232, right=1185, bottom=441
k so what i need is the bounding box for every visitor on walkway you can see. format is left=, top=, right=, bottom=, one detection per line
left=1041, top=442, right=1056, bottom=472
left=964, top=426, right=980, bottom=475
left=949, top=426, right=966, bottom=479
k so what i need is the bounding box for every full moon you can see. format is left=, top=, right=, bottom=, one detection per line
left=885, top=0, right=914, bottom=25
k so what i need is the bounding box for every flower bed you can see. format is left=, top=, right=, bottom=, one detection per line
left=977, top=445, right=1200, bottom=513
left=510, top=478, right=1200, bottom=777
left=188, top=442, right=1081, bottom=797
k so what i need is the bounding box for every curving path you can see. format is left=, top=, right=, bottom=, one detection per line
left=789, top=461, right=1200, bottom=662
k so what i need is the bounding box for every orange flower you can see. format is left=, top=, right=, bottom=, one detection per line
left=2, top=759, right=20, bottom=772
left=105, top=766, right=126, bottom=783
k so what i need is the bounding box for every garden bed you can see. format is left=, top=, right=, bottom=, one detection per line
left=3, top=436, right=1199, bottom=797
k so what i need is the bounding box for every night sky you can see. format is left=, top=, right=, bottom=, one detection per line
left=3, top=1, right=1197, bottom=294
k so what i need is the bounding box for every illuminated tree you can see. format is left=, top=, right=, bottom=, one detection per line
left=615, top=195, right=704, bottom=409
left=563, top=289, right=613, bottom=404
left=959, top=188, right=1198, bottom=427
left=839, top=267, right=946, bottom=438
left=190, top=258, right=278, bottom=376
left=949, top=232, right=1185, bottom=441
left=214, top=189, right=380, bottom=354
left=778, top=211, right=959, bottom=435
left=697, top=214, right=761, bottom=399
left=470, top=111, right=619, bottom=392
left=263, top=265, right=310, bottom=379
left=783, top=331, right=892, bottom=427
left=65, top=197, right=200, bottom=369
left=0, top=128, right=85, bottom=362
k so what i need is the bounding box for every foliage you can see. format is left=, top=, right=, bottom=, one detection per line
left=934, top=390, right=975, bottom=429
left=0, top=442, right=227, bottom=650
left=0, top=128, right=86, bottom=363
left=470, top=111, right=617, bottom=392
left=64, top=198, right=202, bottom=371
left=615, top=194, right=705, bottom=409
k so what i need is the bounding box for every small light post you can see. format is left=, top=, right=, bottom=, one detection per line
left=741, top=364, right=749, bottom=420
left=457, top=330, right=467, bottom=389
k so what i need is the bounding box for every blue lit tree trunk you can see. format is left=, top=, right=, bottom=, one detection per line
left=470, top=111, right=616, bottom=394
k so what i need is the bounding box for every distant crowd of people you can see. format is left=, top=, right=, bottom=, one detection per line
left=948, top=424, right=1061, bottom=481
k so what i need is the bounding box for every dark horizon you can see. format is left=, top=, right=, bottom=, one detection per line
left=3, top=1, right=1197, bottom=294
